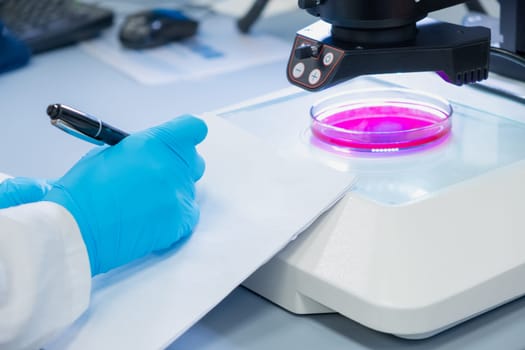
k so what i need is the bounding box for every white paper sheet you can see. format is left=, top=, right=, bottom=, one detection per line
left=43, top=113, right=354, bottom=349
left=81, top=15, right=290, bottom=85
left=211, top=0, right=297, bottom=17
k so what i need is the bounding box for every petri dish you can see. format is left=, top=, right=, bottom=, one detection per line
left=310, top=88, right=452, bottom=152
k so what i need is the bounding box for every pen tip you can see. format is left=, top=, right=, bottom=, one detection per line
left=47, top=104, right=60, bottom=119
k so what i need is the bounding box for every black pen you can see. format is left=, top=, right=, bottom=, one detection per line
left=46, top=104, right=129, bottom=146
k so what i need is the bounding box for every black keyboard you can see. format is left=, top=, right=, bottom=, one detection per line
left=0, top=0, right=114, bottom=54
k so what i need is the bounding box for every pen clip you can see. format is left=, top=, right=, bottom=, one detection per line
left=51, top=119, right=105, bottom=146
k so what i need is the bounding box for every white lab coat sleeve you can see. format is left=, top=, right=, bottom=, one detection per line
left=0, top=201, right=91, bottom=350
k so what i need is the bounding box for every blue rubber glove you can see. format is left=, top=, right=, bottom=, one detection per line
left=43, top=115, right=207, bottom=276
left=0, top=177, right=52, bottom=209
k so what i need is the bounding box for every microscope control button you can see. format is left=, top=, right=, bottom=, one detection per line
left=292, top=62, right=306, bottom=78
left=295, top=44, right=321, bottom=59
left=308, top=69, right=322, bottom=85
left=323, top=52, right=334, bottom=66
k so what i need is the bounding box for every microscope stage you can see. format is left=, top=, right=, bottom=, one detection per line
left=216, top=74, right=525, bottom=338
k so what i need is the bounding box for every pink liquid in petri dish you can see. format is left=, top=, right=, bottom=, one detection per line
left=311, top=104, right=451, bottom=151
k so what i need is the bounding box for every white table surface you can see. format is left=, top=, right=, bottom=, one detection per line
left=2, top=3, right=525, bottom=349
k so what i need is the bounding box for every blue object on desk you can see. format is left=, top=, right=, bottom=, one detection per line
left=0, top=21, right=30, bottom=74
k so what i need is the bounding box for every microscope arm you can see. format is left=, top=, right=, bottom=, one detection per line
left=461, top=0, right=525, bottom=81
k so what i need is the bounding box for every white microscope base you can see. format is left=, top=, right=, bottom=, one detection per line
left=243, top=160, right=525, bottom=338
left=218, top=73, right=525, bottom=338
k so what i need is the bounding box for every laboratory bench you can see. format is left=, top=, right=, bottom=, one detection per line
left=1, top=4, right=525, bottom=350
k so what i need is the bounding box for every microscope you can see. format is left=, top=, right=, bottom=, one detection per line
left=239, top=0, right=524, bottom=91
left=230, top=0, right=525, bottom=340
left=287, top=0, right=491, bottom=90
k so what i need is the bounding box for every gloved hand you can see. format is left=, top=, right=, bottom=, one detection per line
left=43, top=115, right=208, bottom=276
left=0, top=177, right=53, bottom=209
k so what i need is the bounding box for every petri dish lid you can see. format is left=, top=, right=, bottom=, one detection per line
left=310, top=88, right=453, bottom=152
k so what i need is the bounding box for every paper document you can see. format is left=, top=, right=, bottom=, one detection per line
left=81, top=15, right=291, bottom=85
left=44, top=113, right=354, bottom=349
left=211, top=0, right=297, bottom=17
